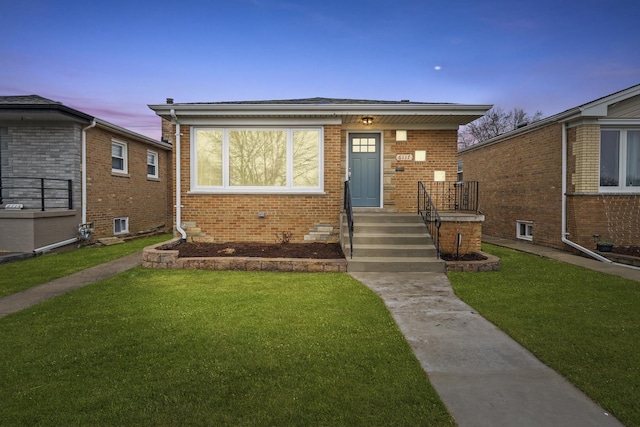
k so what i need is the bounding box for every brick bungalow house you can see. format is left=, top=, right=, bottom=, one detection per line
left=459, top=84, right=640, bottom=258
left=148, top=97, right=490, bottom=267
left=0, top=95, right=172, bottom=253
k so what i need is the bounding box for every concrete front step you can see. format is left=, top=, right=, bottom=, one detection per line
left=346, top=244, right=437, bottom=258
left=351, top=233, right=432, bottom=245
left=347, top=257, right=445, bottom=273
left=344, top=211, right=441, bottom=272
left=350, top=223, right=427, bottom=234
left=352, top=212, right=423, bottom=224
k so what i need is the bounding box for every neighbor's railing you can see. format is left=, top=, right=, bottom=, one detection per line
left=418, top=181, right=442, bottom=258
left=0, top=177, right=73, bottom=211
left=423, top=181, right=479, bottom=212
left=344, top=180, right=354, bottom=259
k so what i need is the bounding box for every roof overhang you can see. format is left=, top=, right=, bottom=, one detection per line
left=148, top=101, right=493, bottom=129
left=0, top=103, right=93, bottom=124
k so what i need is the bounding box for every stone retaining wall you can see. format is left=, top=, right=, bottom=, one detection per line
left=444, top=251, right=500, bottom=272
left=142, top=239, right=347, bottom=272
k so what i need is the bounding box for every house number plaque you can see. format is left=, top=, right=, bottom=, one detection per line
left=396, top=154, right=413, bottom=161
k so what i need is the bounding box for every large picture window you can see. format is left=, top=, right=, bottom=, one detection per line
left=600, top=129, right=640, bottom=191
left=192, top=128, right=323, bottom=192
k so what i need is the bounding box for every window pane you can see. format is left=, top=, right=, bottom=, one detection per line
left=196, top=130, right=223, bottom=186
left=112, top=144, right=123, bottom=157
left=293, top=130, right=319, bottom=187
left=112, top=157, right=123, bottom=170
left=148, top=164, right=156, bottom=175
left=229, top=130, right=286, bottom=186
left=147, top=152, right=156, bottom=165
left=600, top=130, right=619, bottom=186
left=627, top=131, right=640, bottom=186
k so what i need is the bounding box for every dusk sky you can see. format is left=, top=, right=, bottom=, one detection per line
left=2, top=0, right=638, bottom=139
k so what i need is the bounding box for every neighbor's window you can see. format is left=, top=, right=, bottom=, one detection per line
left=457, top=158, right=463, bottom=182
left=600, top=129, right=640, bottom=191
left=111, top=141, right=128, bottom=174
left=114, top=217, right=129, bottom=234
left=192, top=128, right=322, bottom=192
left=516, top=221, right=533, bottom=241
left=147, top=150, right=159, bottom=179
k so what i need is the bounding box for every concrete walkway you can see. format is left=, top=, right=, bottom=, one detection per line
left=0, top=252, right=141, bottom=319
left=351, top=271, right=623, bottom=427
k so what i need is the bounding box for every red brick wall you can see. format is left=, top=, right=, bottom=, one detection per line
left=439, top=221, right=483, bottom=255
left=85, top=127, right=170, bottom=238
left=175, top=124, right=343, bottom=243
left=385, top=129, right=458, bottom=212
left=567, top=194, right=640, bottom=248
left=460, top=124, right=564, bottom=248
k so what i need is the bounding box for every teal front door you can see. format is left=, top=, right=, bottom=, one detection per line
left=349, top=133, right=381, bottom=207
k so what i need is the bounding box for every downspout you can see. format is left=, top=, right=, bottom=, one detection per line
left=171, top=109, right=187, bottom=240
left=561, top=122, right=612, bottom=263
left=81, top=119, right=97, bottom=224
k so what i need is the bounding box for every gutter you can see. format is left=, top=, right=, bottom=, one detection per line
left=560, top=122, right=611, bottom=263
left=171, top=109, right=187, bottom=240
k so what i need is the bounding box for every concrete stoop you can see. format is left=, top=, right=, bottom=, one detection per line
left=343, top=212, right=444, bottom=273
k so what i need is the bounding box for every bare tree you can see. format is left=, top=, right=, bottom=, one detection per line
left=458, top=107, right=543, bottom=149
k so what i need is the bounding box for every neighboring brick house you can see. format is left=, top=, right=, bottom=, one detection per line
left=0, top=95, right=172, bottom=253
left=149, top=97, right=490, bottom=249
left=459, top=84, right=640, bottom=255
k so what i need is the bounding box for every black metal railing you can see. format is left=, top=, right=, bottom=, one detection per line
left=344, top=180, right=354, bottom=259
left=422, top=181, right=479, bottom=212
left=418, top=181, right=442, bottom=258
left=0, top=177, right=73, bottom=211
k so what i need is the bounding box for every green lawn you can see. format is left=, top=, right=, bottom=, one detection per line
left=0, top=234, right=171, bottom=297
left=448, top=243, right=640, bottom=427
left=0, top=269, right=454, bottom=426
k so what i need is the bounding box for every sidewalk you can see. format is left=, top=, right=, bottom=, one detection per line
left=0, top=252, right=141, bottom=319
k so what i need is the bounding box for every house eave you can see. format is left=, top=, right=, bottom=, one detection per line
left=149, top=102, right=493, bottom=127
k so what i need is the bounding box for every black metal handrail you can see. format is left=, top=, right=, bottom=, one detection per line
left=423, top=181, right=479, bottom=212
left=344, top=180, right=354, bottom=259
left=0, top=177, right=73, bottom=211
left=418, top=181, right=442, bottom=258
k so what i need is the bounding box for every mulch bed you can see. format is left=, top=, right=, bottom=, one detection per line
left=163, top=241, right=345, bottom=259
left=440, top=252, right=487, bottom=261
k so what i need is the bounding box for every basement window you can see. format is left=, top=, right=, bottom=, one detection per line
left=516, top=221, right=533, bottom=241
left=114, top=217, right=129, bottom=235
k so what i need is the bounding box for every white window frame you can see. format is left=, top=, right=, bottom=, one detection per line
left=147, top=150, right=159, bottom=179
left=111, top=140, right=128, bottom=174
left=599, top=129, right=640, bottom=193
left=516, top=220, right=533, bottom=241
left=114, top=217, right=129, bottom=235
left=190, top=127, right=324, bottom=194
